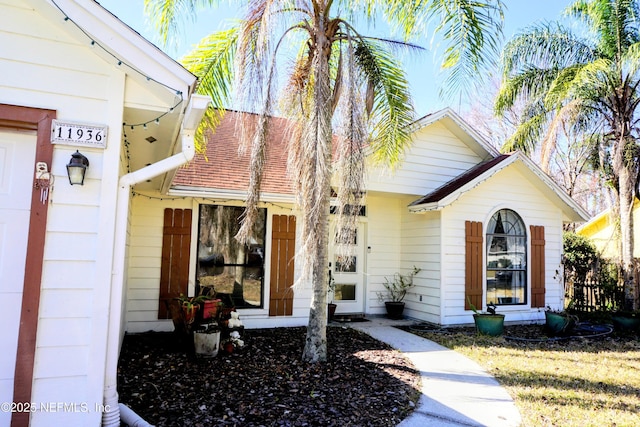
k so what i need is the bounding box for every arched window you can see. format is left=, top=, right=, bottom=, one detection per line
left=486, top=209, right=526, bottom=305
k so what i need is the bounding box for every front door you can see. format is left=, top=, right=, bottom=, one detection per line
left=329, top=222, right=366, bottom=314
left=0, top=130, right=37, bottom=423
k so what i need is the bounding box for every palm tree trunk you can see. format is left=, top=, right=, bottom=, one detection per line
left=619, top=165, right=638, bottom=310
left=302, top=20, right=333, bottom=363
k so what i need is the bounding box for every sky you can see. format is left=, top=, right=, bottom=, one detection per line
left=97, top=0, right=574, bottom=115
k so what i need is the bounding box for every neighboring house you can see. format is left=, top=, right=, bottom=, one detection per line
left=576, top=199, right=640, bottom=259
left=1, top=1, right=208, bottom=426
left=124, top=108, right=589, bottom=335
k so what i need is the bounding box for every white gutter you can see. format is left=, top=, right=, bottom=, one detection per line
left=102, top=95, right=208, bottom=427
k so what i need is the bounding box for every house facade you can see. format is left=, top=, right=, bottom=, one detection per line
left=123, top=109, right=589, bottom=334
left=1, top=2, right=589, bottom=426
left=1, top=1, right=207, bottom=426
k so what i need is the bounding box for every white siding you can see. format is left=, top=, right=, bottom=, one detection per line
left=125, top=196, right=312, bottom=331
left=365, top=194, right=403, bottom=314
left=366, top=122, right=486, bottom=195
left=1, top=1, right=125, bottom=424
left=401, top=206, right=442, bottom=324
left=439, top=165, right=565, bottom=326
left=126, top=196, right=193, bottom=333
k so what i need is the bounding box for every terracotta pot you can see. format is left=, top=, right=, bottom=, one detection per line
left=182, top=303, right=199, bottom=325
left=224, top=342, right=234, bottom=354
left=202, top=299, right=221, bottom=320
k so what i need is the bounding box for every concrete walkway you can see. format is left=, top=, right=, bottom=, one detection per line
left=346, top=317, right=522, bottom=427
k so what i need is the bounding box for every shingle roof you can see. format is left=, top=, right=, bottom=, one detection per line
left=409, top=154, right=511, bottom=206
left=172, top=111, right=294, bottom=195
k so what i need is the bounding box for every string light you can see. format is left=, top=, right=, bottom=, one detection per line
left=51, top=0, right=186, bottom=133
left=129, top=191, right=295, bottom=212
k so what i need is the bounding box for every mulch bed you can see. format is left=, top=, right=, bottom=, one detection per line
left=117, top=326, right=421, bottom=427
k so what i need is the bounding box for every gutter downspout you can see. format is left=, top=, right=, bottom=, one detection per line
left=102, top=95, right=208, bottom=427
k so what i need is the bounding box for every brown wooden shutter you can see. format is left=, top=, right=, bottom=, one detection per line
left=465, top=221, right=484, bottom=310
left=269, top=215, right=296, bottom=316
left=158, top=208, right=192, bottom=319
left=530, top=225, right=546, bottom=308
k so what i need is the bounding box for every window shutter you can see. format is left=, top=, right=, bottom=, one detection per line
left=158, top=208, right=192, bottom=319
left=465, top=221, right=483, bottom=310
left=269, top=215, right=296, bottom=316
left=530, top=225, right=546, bottom=308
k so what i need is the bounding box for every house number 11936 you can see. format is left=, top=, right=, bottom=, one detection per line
left=51, top=119, right=108, bottom=148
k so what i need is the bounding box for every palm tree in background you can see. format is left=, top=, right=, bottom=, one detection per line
left=146, top=0, right=505, bottom=362
left=495, top=0, right=640, bottom=310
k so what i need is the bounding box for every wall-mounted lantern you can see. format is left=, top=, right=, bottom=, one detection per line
left=66, top=150, right=89, bottom=185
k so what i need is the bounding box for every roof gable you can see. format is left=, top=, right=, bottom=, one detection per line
left=409, top=154, right=511, bottom=206
left=366, top=108, right=500, bottom=196
left=409, top=152, right=589, bottom=222
left=411, top=108, right=500, bottom=159
left=27, top=0, right=196, bottom=97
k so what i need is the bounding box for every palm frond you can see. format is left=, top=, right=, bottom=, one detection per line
left=428, top=0, right=505, bottom=96
left=144, top=0, right=224, bottom=46
left=180, top=26, right=239, bottom=108
left=352, top=39, right=415, bottom=168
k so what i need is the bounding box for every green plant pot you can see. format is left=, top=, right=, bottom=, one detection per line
left=473, top=314, right=505, bottom=336
left=611, top=314, right=640, bottom=332
left=545, top=311, right=573, bottom=336
left=385, top=302, right=405, bottom=320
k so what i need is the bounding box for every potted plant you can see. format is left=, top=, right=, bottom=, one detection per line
left=201, top=297, right=223, bottom=321
left=193, top=322, right=221, bottom=358
left=468, top=299, right=505, bottom=336
left=377, top=267, right=421, bottom=319
left=175, top=293, right=211, bottom=331
left=544, top=307, right=576, bottom=336
left=611, top=310, right=640, bottom=332
left=327, top=267, right=337, bottom=321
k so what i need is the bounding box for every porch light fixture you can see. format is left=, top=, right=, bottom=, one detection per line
left=66, top=150, right=89, bottom=185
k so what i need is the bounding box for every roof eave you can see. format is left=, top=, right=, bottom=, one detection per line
left=169, top=186, right=297, bottom=204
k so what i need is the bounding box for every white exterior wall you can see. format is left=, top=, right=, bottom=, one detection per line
left=366, top=122, right=484, bottom=195
left=1, top=1, right=126, bottom=425
left=401, top=204, right=442, bottom=324
left=125, top=196, right=312, bottom=332
left=439, top=166, right=565, bottom=326
left=365, top=194, right=404, bottom=315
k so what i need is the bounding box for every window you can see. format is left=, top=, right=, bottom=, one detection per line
left=196, top=205, right=267, bottom=309
left=486, top=209, right=526, bottom=306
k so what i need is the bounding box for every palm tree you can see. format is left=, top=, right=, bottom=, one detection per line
left=495, top=0, right=640, bottom=310
left=146, top=0, right=505, bottom=362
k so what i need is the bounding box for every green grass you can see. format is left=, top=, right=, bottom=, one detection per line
left=407, top=324, right=640, bottom=427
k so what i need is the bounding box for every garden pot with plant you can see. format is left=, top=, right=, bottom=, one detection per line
left=193, top=323, right=221, bottom=358
left=544, top=308, right=576, bottom=336
left=173, top=294, right=212, bottom=334
left=468, top=300, right=505, bottom=336
left=327, top=267, right=337, bottom=320
left=376, top=267, right=421, bottom=319
left=611, top=311, right=640, bottom=332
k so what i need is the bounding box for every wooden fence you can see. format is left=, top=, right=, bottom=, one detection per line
left=565, top=260, right=639, bottom=312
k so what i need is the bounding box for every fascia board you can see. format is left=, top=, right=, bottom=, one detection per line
left=30, top=0, right=196, bottom=98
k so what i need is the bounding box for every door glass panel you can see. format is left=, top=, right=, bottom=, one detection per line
left=334, top=283, right=356, bottom=301
left=335, top=255, right=356, bottom=273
